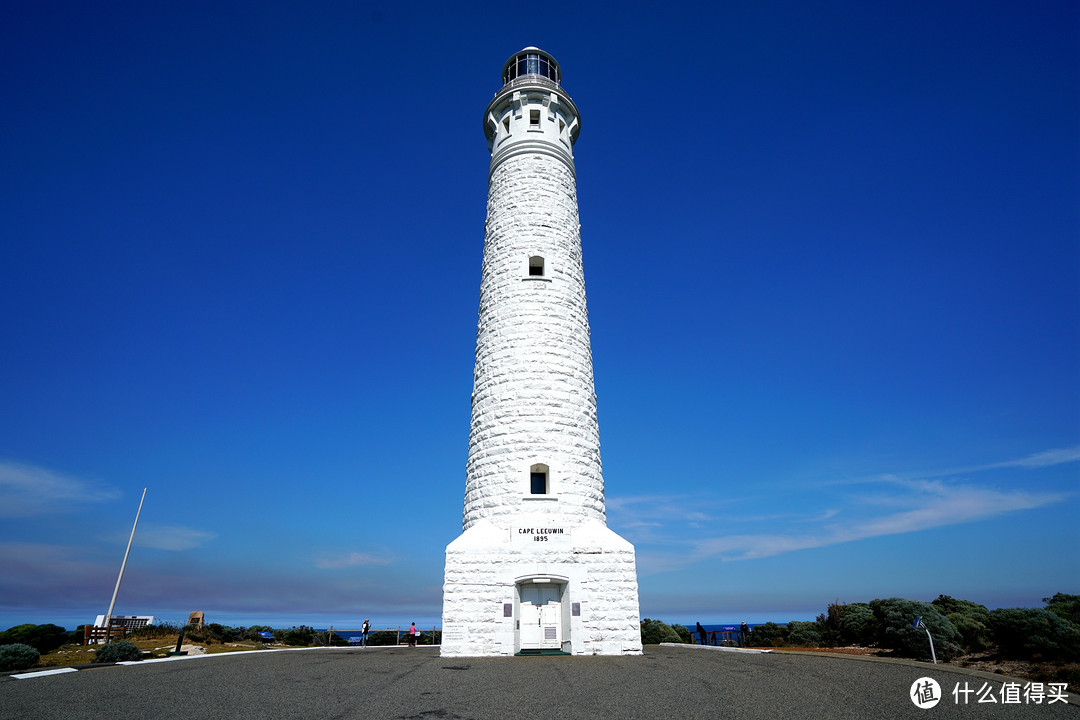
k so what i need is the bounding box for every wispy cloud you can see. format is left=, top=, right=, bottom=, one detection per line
left=132, top=524, right=218, bottom=551
left=614, top=445, right=1075, bottom=569
left=979, top=446, right=1080, bottom=470
left=315, top=551, right=394, bottom=569
left=691, top=479, right=1064, bottom=561
left=0, top=460, right=120, bottom=517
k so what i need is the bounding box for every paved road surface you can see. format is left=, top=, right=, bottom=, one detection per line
left=0, top=646, right=1074, bottom=719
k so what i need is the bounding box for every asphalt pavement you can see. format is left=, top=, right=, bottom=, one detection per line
left=0, top=645, right=1074, bottom=719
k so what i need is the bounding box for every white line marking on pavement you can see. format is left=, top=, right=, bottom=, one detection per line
left=11, top=668, right=80, bottom=679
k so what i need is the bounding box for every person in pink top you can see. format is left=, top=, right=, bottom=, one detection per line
left=408, top=622, right=418, bottom=647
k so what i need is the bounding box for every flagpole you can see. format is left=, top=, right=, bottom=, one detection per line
left=102, top=487, right=147, bottom=643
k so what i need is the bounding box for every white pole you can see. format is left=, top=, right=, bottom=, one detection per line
left=102, top=487, right=147, bottom=643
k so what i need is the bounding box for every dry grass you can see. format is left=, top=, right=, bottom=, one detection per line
left=35, top=635, right=268, bottom=667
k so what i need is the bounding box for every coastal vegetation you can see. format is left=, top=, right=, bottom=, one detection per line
left=92, top=640, right=142, bottom=663
left=641, top=593, right=1080, bottom=691
left=0, top=619, right=445, bottom=670
left=0, top=643, right=40, bottom=671
left=639, top=619, right=690, bottom=645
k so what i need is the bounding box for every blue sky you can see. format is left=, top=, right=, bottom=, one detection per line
left=1, top=0, right=1077, bottom=632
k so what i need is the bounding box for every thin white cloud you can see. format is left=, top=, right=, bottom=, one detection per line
left=619, top=445, right=1076, bottom=570
left=907, top=445, right=1080, bottom=480
left=691, top=479, right=1064, bottom=562
left=0, top=460, right=120, bottom=517
left=316, top=552, right=394, bottom=570
left=984, top=446, right=1080, bottom=470
left=132, top=524, right=218, bottom=551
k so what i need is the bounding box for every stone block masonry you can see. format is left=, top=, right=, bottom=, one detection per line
left=465, top=153, right=604, bottom=530
left=442, top=47, right=642, bottom=657
left=442, top=519, right=642, bottom=657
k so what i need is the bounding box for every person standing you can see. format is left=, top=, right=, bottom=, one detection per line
left=408, top=622, right=418, bottom=647
left=361, top=619, right=370, bottom=648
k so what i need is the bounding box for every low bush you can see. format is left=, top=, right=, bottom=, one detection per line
left=747, top=622, right=787, bottom=647
left=987, top=608, right=1080, bottom=662
left=93, top=641, right=142, bottom=663
left=247, top=625, right=275, bottom=642
left=869, top=598, right=961, bottom=661
left=0, top=643, right=40, bottom=671
left=640, top=619, right=683, bottom=644
left=416, top=630, right=441, bottom=646
left=1044, top=594, right=1080, bottom=626
left=786, top=621, right=823, bottom=647
left=206, top=623, right=245, bottom=643
left=671, top=624, right=691, bottom=644
left=282, top=626, right=316, bottom=646
left=946, top=612, right=989, bottom=653
left=0, top=624, right=70, bottom=654
left=367, top=630, right=398, bottom=646
left=837, top=603, right=877, bottom=646
left=932, top=595, right=990, bottom=625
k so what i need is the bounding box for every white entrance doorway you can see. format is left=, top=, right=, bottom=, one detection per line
left=518, top=581, right=563, bottom=650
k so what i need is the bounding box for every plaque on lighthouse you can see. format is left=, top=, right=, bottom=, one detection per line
left=441, top=48, right=643, bottom=657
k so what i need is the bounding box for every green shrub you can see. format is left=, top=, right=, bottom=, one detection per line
left=837, top=603, right=877, bottom=646
left=247, top=625, right=275, bottom=642
left=932, top=595, right=990, bottom=625
left=946, top=612, right=989, bottom=653
left=749, top=622, right=788, bottom=646
left=640, top=619, right=683, bottom=644
left=68, top=626, right=87, bottom=645
left=869, top=598, right=961, bottom=661
left=817, top=603, right=843, bottom=646
left=747, top=622, right=787, bottom=647
left=93, top=641, right=142, bottom=663
left=281, top=626, right=316, bottom=646
left=206, top=624, right=244, bottom=643
left=787, top=621, right=823, bottom=647
left=0, top=643, right=40, bottom=671
left=987, top=608, right=1080, bottom=661
left=368, top=630, right=398, bottom=646
left=0, top=624, right=70, bottom=654
left=927, top=595, right=990, bottom=653
left=671, top=624, right=691, bottom=644
left=1044, top=593, right=1080, bottom=626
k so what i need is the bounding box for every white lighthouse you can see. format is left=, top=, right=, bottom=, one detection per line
left=441, top=48, right=642, bottom=657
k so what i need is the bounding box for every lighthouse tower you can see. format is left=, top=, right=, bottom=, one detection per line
left=441, top=48, right=642, bottom=657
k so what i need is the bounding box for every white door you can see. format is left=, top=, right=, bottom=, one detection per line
left=519, top=584, right=563, bottom=650
left=519, top=601, right=542, bottom=648
left=539, top=601, right=561, bottom=648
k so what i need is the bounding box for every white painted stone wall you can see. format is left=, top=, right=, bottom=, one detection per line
left=442, top=50, right=642, bottom=657
left=463, top=150, right=605, bottom=529
left=442, top=518, right=642, bottom=657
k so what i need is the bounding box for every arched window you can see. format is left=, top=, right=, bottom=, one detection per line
left=528, top=256, right=545, bottom=277
left=530, top=464, right=549, bottom=494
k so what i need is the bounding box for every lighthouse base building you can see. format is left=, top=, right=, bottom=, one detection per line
left=441, top=48, right=642, bottom=657
left=442, top=518, right=642, bottom=656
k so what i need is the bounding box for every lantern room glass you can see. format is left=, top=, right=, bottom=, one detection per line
left=503, top=51, right=560, bottom=86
